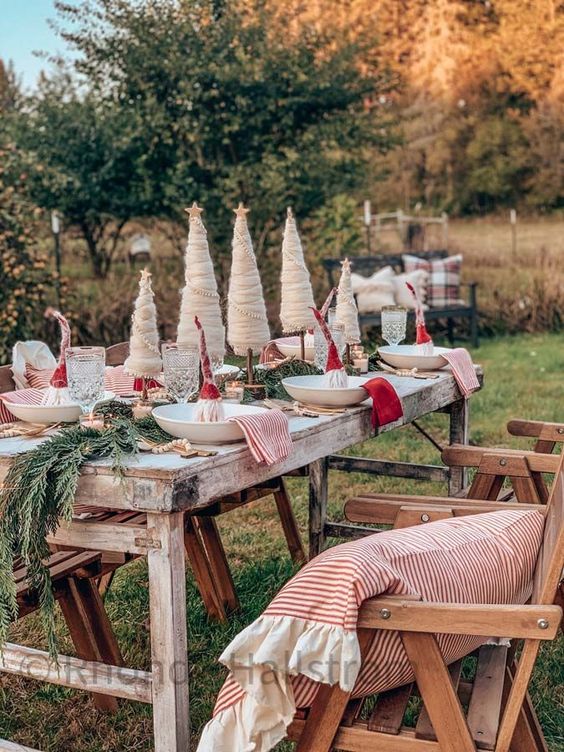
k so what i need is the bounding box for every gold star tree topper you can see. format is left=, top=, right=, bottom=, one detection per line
left=184, top=202, right=204, bottom=219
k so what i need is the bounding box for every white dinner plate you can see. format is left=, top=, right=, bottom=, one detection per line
left=6, top=391, right=115, bottom=424
left=281, top=375, right=370, bottom=408
left=378, top=345, right=450, bottom=371
left=275, top=335, right=315, bottom=363
left=152, top=403, right=270, bottom=444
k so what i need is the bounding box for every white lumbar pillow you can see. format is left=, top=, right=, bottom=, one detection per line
left=393, top=270, right=429, bottom=309
left=350, top=269, right=396, bottom=314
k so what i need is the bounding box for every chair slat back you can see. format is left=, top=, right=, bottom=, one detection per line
left=106, top=342, right=129, bottom=367
left=0, top=365, right=15, bottom=394
left=532, top=452, right=564, bottom=605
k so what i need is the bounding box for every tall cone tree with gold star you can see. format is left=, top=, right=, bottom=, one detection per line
left=177, top=203, right=225, bottom=364
left=227, top=204, right=270, bottom=356
left=124, top=268, right=162, bottom=397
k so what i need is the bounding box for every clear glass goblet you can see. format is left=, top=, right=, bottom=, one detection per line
left=381, top=306, right=408, bottom=346
left=66, top=347, right=106, bottom=419
left=162, top=344, right=200, bottom=404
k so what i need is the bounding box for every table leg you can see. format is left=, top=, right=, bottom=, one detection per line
left=309, top=457, right=328, bottom=559
left=448, top=398, right=469, bottom=495
left=147, top=512, right=190, bottom=752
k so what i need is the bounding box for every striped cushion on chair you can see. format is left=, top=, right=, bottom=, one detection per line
left=25, top=365, right=136, bottom=395
left=198, top=509, right=544, bottom=752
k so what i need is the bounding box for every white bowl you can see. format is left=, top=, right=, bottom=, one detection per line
left=281, top=375, right=370, bottom=408
left=152, top=403, right=270, bottom=444
left=378, top=345, right=450, bottom=371
left=7, top=391, right=115, bottom=424
left=215, top=364, right=240, bottom=378
left=275, top=336, right=315, bottom=363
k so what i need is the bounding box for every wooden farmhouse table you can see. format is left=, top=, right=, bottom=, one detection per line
left=0, top=368, right=481, bottom=752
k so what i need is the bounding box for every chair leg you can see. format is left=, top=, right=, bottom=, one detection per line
left=401, top=631, right=476, bottom=752
left=59, top=576, right=123, bottom=713
left=273, top=479, right=306, bottom=564
left=505, top=662, right=548, bottom=752
left=447, top=317, right=455, bottom=345
left=184, top=516, right=228, bottom=622
left=194, top=516, right=239, bottom=613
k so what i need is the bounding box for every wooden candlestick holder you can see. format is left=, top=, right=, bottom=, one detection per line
left=244, top=347, right=266, bottom=398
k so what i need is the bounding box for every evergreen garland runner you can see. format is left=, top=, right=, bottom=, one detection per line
left=0, top=409, right=170, bottom=657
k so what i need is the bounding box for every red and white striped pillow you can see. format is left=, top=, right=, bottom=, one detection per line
left=198, top=508, right=544, bottom=752
left=25, top=365, right=136, bottom=395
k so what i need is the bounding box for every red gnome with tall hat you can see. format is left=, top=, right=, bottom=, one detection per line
left=42, top=309, right=72, bottom=405
left=406, top=282, right=434, bottom=355
left=194, top=316, right=225, bottom=423
left=311, top=307, right=348, bottom=388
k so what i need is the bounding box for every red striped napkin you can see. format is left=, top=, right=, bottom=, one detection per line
left=361, top=377, right=404, bottom=430
left=441, top=348, right=480, bottom=398
left=227, top=408, right=293, bottom=465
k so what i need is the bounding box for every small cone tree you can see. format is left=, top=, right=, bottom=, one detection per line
left=124, top=268, right=162, bottom=397
left=227, top=204, right=270, bottom=381
left=335, top=258, right=361, bottom=346
left=279, top=207, right=315, bottom=335
left=177, top=202, right=225, bottom=364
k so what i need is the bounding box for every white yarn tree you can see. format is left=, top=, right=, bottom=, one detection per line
left=279, top=207, right=315, bottom=341
left=335, top=258, right=361, bottom=347
left=124, top=268, right=162, bottom=398
left=227, top=204, right=270, bottom=353
left=177, top=203, right=225, bottom=365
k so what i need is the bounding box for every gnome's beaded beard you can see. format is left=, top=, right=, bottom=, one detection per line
left=323, top=368, right=348, bottom=388
left=195, top=398, right=225, bottom=423
left=42, top=385, right=72, bottom=406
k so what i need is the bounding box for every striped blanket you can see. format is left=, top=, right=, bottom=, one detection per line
left=197, top=509, right=544, bottom=752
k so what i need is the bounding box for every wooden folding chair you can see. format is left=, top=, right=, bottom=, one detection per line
left=14, top=550, right=123, bottom=713
left=286, top=454, right=564, bottom=752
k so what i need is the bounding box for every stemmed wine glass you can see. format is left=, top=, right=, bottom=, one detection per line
left=161, top=344, right=200, bottom=404
left=66, top=347, right=106, bottom=423
left=381, top=306, right=407, bottom=346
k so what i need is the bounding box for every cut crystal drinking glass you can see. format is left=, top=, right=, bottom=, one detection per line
left=162, top=344, right=200, bottom=404
left=381, top=306, right=407, bottom=346
left=66, top=347, right=106, bottom=416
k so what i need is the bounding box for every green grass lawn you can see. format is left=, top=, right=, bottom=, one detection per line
left=1, top=332, right=563, bottom=751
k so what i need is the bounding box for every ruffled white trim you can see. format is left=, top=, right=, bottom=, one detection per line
left=197, top=615, right=360, bottom=752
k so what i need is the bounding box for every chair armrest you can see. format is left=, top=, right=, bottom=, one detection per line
left=507, top=419, right=564, bottom=443
left=358, top=598, right=562, bottom=640
left=442, top=445, right=560, bottom=473
left=344, top=494, right=547, bottom=525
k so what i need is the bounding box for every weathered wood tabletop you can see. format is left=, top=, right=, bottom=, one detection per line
left=0, top=369, right=480, bottom=752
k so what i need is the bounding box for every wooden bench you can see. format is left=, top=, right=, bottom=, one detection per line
left=14, top=550, right=123, bottom=713
left=323, top=250, right=479, bottom=347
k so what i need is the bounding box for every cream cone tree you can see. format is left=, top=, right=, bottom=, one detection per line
left=279, top=207, right=315, bottom=334
left=335, top=258, right=361, bottom=344
left=227, top=204, right=270, bottom=355
left=177, top=202, right=225, bottom=363
left=123, top=268, right=162, bottom=382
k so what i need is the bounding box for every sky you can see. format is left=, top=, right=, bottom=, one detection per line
left=0, top=0, right=74, bottom=90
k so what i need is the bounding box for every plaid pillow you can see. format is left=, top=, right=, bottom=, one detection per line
left=402, top=254, right=463, bottom=308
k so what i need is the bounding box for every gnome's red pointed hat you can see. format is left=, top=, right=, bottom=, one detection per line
left=194, top=316, right=225, bottom=422
left=41, top=309, right=72, bottom=405
left=310, top=306, right=348, bottom=388
left=406, top=282, right=432, bottom=346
